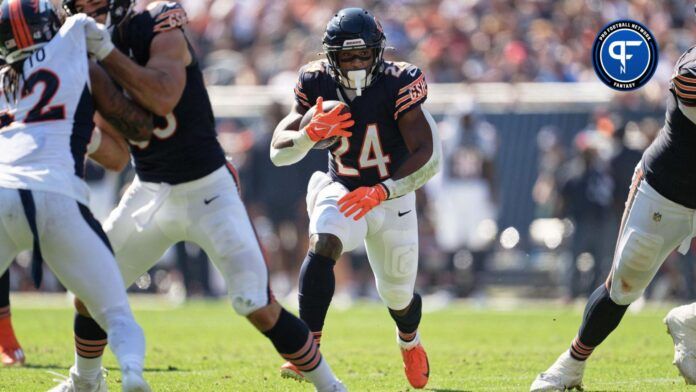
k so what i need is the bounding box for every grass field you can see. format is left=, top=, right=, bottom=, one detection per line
left=0, top=294, right=691, bottom=391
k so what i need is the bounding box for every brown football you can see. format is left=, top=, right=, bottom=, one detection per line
left=300, top=100, right=351, bottom=150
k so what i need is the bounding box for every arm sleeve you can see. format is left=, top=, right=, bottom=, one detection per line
left=269, top=129, right=315, bottom=167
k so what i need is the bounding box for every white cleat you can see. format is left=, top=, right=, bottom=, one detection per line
left=48, top=366, right=108, bottom=392
left=316, top=380, right=347, bottom=392
left=121, top=370, right=151, bottom=392
left=665, top=304, right=696, bottom=384
left=530, top=350, right=585, bottom=391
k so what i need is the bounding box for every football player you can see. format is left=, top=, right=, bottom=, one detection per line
left=0, top=0, right=153, bottom=389
left=270, top=8, right=441, bottom=389
left=530, top=42, right=696, bottom=391
left=42, top=1, right=346, bottom=391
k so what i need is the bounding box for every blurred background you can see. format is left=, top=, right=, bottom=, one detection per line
left=8, top=0, right=696, bottom=306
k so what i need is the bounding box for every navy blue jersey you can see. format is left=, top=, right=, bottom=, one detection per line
left=294, top=60, right=427, bottom=190
left=112, top=2, right=225, bottom=184
left=641, top=46, right=696, bottom=208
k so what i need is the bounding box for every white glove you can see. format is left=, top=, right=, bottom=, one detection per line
left=84, top=17, right=115, bottom=61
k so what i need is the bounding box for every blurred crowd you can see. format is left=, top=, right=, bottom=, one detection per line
left=9, top=0, right=696, bottom=304
left=181, top=0, right=694, bottom=91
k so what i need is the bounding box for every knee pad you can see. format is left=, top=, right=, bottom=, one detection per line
left=227, top=270, right=267, bottom=316
left=377, top=281, right=414, bottom=310
left=230, top=292, right=265, bottom=316
left=609, top=228, right=664, bottom=305
left=311, top=234, right=342, bottom=259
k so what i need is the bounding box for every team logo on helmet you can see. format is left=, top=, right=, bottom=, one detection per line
left=591, top=20, right=658, bottom=91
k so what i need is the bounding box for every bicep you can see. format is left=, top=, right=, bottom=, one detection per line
left=147, top=30, right=188, bottom=96
left=397, top=106, right=433, bottom=153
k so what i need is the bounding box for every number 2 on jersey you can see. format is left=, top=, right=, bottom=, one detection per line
left=0, top=68, right=65, bottom=130
left=22, top=69, right=66, bottom=123
left=335, top=124, right=391, bottom=178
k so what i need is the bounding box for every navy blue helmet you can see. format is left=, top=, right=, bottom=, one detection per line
left=322, top=8, right=386, bottom=90
left=63, top=0, right=133, bottom=28
left=0, top=0, right=61, bottom=64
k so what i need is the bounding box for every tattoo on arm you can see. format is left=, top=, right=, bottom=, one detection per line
left=101, top=88, right=153, bottom=142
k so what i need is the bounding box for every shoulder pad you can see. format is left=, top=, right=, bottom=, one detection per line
left=300, top=60, right=330, bottom=75
left=672, top=47, right=696, bottom=106
left=147, top=1, right=188, bottom=33
left=295, top=61, right=330, bottom=109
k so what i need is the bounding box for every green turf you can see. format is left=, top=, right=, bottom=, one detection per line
left=0, top=295, right=690, bottom=391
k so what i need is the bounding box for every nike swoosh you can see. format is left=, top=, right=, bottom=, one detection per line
left=204, top=195, right=220, bottom=205
left=398, top=210, right=412, bottom=217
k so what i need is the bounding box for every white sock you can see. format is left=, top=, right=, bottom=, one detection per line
left=75, top=353, right=103, bottom=380
left=397, top=330, right=421, bottom=350
left=302, top=357, right=338, bottom=392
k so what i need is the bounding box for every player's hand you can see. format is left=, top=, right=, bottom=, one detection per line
left=337, top=184, right=388, bottom=221
left=84, top=17, right=115, bottom=61
left=304, top=97, right=354, bottom=142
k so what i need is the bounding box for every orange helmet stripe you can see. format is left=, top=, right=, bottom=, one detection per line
left=8, top=0, right=34, bottom=49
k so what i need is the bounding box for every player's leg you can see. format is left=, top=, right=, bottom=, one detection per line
left=300, top=178, right=367, bottom=345
left=33, top=193, right=149, bottom=392
left=0, top=189, right=27, bottom=367
left=190, top=165, right=345, bottom=391
left=364, top=191, right=428, bottom=389
left=531, top=173, right=694, bottom=391
left=59, top=180, right=172, bottom=390
left=0, top=270, right=24, bottom=366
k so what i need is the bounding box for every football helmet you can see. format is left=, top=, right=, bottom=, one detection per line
left=63, top=0, right=133, bottom=28
left=323, top=8, right=385, bottom=94
left=0, top=0, right=62, bottom=64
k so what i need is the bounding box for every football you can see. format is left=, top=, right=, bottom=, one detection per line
left=300, top=100, right=351, bottom=150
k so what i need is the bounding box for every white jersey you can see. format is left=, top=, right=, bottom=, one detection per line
left=0, top=15, right=94, bottom=205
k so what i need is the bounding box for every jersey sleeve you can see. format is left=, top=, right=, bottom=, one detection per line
left=293, top=61, right=326, bottom=109
left=148, top=1, right=189, bottom=33
left=671, top=47, right=696, bottom=107
left=672, top=70, right=696, bottom=107
left=393, top=65, right=428, bottom=120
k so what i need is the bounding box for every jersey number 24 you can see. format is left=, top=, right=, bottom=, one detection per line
left=334, top=124, right=391, bottom=178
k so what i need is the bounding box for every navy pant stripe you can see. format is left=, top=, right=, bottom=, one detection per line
left=18, top=189, right=43, bottom=288
left=77, top=203, right=113, bottom=254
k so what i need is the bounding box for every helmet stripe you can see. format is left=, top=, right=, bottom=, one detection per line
left=9, top=0, right=34, bottom=49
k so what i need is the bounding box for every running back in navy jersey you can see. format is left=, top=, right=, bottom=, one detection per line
left=641, top=46, right=696, bottom=209
left=294, top=60, right=428, bottom=191
left=112, top=2, right=225, bottom=184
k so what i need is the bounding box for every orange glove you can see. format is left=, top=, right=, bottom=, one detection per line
left=337, top=184, right=388, bottom=221
left=304, top=97, right=354, bottom=142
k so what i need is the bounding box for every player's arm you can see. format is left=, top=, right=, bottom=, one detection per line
left=269, top=101, right=312, bottom=166
left=269, top=99, right=353, bottom=166
left=381, top=106, right=441, bottom=198
left=338, top=106, right=440, bottom=220
left=98, top=30, right=188, bottom=116
left=88, top=61, right=153, bottom=142
left=87, top=114, right=130, bottom=171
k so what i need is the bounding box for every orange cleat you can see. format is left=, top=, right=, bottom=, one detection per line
left=0, top=316, right=24, bottom=366
left=280, top=361, right=307, bottom=383
left=401, top=343, right=429, bottom=389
